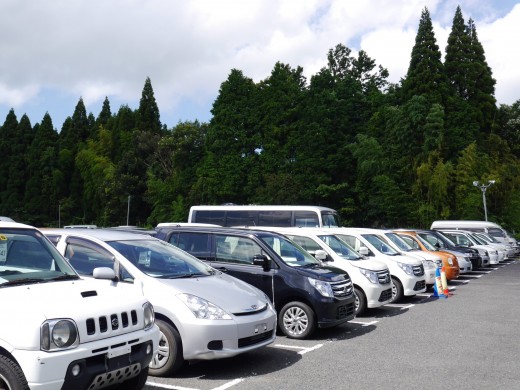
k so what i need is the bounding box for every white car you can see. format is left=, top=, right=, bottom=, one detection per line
left=471, top=232, right=508, bottom=262
left=0, top=222, right=159, bottom=390
left=326, top=228, right=427, bottom=303
left=441, top=230, right=495, bottom=266
left=44, top=228, right=277, bottom=377
left=257, top=227, right=393, bottom=315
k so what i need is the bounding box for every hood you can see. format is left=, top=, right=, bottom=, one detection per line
left=152, top=273, right=269, bottom=313
left=349, top=259, right=387, bottom=272
left=392, top=254, right=422, bottom=265
left=295, top=264, right=348, bottom=282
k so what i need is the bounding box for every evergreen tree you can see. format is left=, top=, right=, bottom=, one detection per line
left=400, top=7, right=447, bottom=104
left=97, top=97, right=112, bottom=127
left=136, top=77, right=162, bottom=135
left=0, top=109, right=19, bottom=215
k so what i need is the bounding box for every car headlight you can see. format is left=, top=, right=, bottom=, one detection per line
left=447, top=256, right=454, bottom=265
left=359, top=268, right=378, bottom=284
left=397, top=262, right=414, bottom=275
left=177, top=293, right=232, bottom=320
left=41, top=319, right=79, bottom=351
left=463, top=253, right=472, bottom=258
left=422, top=260, right=436, bottom=270
left=307, top=277, right=334, bottom=298
left=143, top=301, right=155, bottom=330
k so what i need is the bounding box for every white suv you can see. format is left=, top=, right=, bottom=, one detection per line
left=0, top=222, right=159, bottom=390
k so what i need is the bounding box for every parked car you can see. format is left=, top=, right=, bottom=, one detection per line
left=439, top=230, right=493, bottom=266
left=399, top=229, right=481, bottom=269
left=324, top=228, right=427, bottom=303
left=394, top=230, right=465, bottom=277
left=154, top=225, right=356, bottom=339
left=472, top=232, right=510, bottom=260
left=251, top=227, right=393, bottom=315
left=43, top=228, right=277, bottom=377
left=0, top=221, right=159, bottom=390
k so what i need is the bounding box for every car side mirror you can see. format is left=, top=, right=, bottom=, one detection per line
left=93, top=267, right=118, bottom=281
left=358, top=247, right=369, bottom=256
left=253, top=254, right=271, bottom=272
left=314, top=250, right=330, bottom=262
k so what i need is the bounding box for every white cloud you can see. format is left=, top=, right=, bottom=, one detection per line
left=0, top=0, right=519, bottom=127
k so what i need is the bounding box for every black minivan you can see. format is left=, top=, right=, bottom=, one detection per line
left=155, top=225, right=356, bottom=339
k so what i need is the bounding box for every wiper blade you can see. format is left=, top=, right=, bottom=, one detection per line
left=159, top=273, right=207, bottom=279
left=48, top=274, right=80, bottom=281
left=0, top=278, right=45, bottom=287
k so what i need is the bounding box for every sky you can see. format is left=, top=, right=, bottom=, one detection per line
left=1, top=0, right=519, bottom=131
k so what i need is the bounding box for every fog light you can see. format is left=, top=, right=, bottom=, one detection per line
left=146, top=343, right=152, bottom=355
left=207, top=340, right=223, bottom=350
left=71, top=364, right=81, bottom=377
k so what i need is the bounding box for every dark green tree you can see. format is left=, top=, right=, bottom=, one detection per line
left=136, top=77, right=162, bottom=135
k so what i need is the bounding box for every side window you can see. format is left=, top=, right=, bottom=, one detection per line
left=341, top=235, right=374, bottom=256
left=226, top=211, right=257, bottom=227
left=288, top=235, right=321, bottom=252
left=174, top=233, right=211, bottom=259
left=216, top=235, right=263, bottom=265
left=65, top=242, right=114, bottom=276
left=401, top=236, right=419, bottom=249
left=258, top=211, right=291, bottom=227
left=192, top=210, right=225, bottom=225
left=294, top=211, right=319, bottom=227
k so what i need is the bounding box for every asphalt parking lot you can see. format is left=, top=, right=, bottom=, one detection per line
left=144, top=259, right=520, bottom=390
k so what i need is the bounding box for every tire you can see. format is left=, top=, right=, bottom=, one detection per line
left=354, top=286, right=367, bottom=316
left=0, top=354, right=29, bottom=390
left=148, top=320, right=185, bottom=377
left=278, top=301, right=316, bottom=339
left=390, top=277, right=403, bottom=303
left=110, top=367, right=148, bottom=390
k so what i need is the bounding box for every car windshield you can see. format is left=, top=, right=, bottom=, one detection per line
left=362, top=234, right=399, bottom=255
left=413, top=234, right=437, bottom=251
left=317, top=234, right=362, bottom=260
left=0, top=228, right=78, bottom=287
left=259, top=234, right=320, bottom=267
left=108, top=239, right=214, bottom=278
left=384, top=232, right=414, bottom=252
left=470, top=233, right=487, bottom=245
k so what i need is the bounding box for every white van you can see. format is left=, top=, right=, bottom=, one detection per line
left=430, top=220, right=518, bottom=257
left=326, top=228, right=427, bottom=303
left=188, top=205, right=340, bottom=228
left=0, top=222, right=159, bottom=390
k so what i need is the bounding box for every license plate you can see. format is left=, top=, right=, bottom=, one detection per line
left=254, top=323, right=268, bottom=334
left=107, top=345, right=131, bottom=358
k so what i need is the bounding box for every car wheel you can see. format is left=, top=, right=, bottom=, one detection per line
left=0, top=355, right=29, bottom=390
left=354, top=287, right=367, bottom=316
left=149, top=320, right=185, bottom=377
left=390, top=276, right=404, bottom=303
left=278, top=301, right=316, bottom=339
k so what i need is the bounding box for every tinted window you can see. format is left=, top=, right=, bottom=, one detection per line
left=488, top=228, right=506, bottom=238
left=321, top=212, right=340, bottom=227
left=192, top=210, right=225, bottom=225
left=171, top=232, right=211, bottom=258
left=65, top=242, right=114, bottom=276
left=215, top=235, right=263, bottom=265
left=258, top=211, right=291, bottom=227
left=226, top=211, right=257, bottom=227
left=287, top=235, right=322, bottom=252
left=294, top=211, right=319, bottom=227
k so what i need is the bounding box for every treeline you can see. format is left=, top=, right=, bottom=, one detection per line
left=1, top=6, right=520, bottom=233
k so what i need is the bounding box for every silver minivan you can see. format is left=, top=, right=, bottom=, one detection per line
left=43, top=229, right=277, bottom=377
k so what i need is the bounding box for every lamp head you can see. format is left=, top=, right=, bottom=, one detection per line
left=489, top=180, right=495, bottom=185
left=473, top=181, right=479, bottom=187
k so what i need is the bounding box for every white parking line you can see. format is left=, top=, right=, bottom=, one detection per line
left=145, top=379, right=244, bottom=390
left=274, top=343, right=324, bottom=355
left=349, top=320, right=378, bottom=326
left=145, top=382, right=199, bottom=390
left=384, top=303, right=415, bottom=310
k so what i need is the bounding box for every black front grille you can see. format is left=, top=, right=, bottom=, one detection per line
left=413, top=264, right=425, bottom=276
left=377, top=270, right=391, bottom=284
left=414, top=280, right=426, bottom=291
left=336, top=303, right=355, bottom=319
left=86, top=310, right=139, bottom=336
left=238, top=330, right=274, bottom=348
left=330, top=278, right=354, bottom=297
left=378, top=288, right=393, bottom=302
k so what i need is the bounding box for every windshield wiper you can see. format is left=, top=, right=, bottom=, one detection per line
left=158, top=273, right=207, bottom=279
left=48, top=274, right=80, bottom=281
left=0, top=278, right=46, bottom=287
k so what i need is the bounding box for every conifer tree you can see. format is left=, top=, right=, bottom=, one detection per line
left=401, top=7, right=447, bottom=104
left=136, top=77, right=162, bottom=135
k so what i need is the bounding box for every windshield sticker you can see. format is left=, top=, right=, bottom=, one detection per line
left=0, top=243, right=6, bottom=262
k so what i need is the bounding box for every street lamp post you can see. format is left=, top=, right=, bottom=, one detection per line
left=473, top=180, right=495, bottom=221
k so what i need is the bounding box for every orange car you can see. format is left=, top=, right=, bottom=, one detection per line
left=394, top=231, right=460, bottom=280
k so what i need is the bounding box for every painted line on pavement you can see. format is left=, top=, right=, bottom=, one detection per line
left=274, top=343, right=324, bottom=355
left=349, top=320, right=378, bottom=326
left=145, top=382, right=199, bottom=390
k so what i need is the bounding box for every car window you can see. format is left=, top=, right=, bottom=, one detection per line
left=318, top=235, right=362, bottom=260
left=335, top=234, right=374, bottom=256
left=287, top=235, right=322, bottom=253
left=170, top=232, right=211, bottom=259
left=65, top=242, right=116, bottom=277
left=400, top=235, right=420, bottom=250
left=215, top=235, right=263, bottom=265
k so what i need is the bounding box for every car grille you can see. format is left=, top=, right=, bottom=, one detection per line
left=377, top=269, right=391, bottom=284
left=330, top=278, right=354, bottom=297
left=238, top=330, right=274, bottom=348
left=412, top=264, right=424, bottom=276
left=86, top=310, right=138, bottom=335
left=233, top=303, right=268, bottom=316
left=378, top=288, right=393, bottom=302
left=413, top=280, right=426, bottom=291
left=336, top=303, right=355, bottom=320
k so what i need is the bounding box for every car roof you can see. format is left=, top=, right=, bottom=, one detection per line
left=43, top=228, right=155, bottom=242
left=154, top=225, right=285, bottom=237
left=0, top=221, right=35, bottom=229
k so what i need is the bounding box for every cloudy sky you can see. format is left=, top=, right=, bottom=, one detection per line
left=1, top=0, right=519, bottom=130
